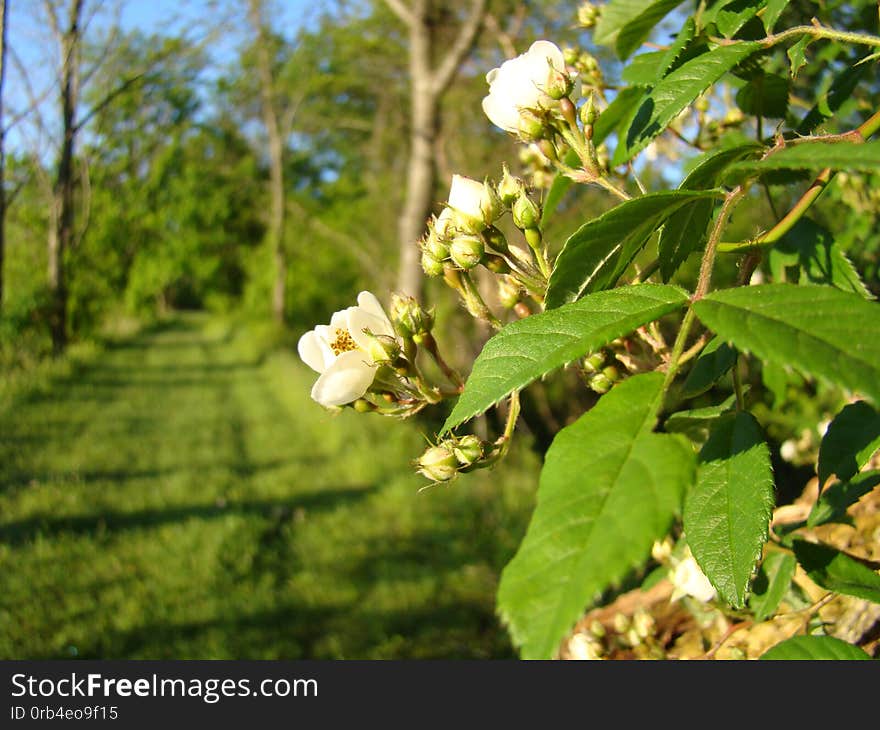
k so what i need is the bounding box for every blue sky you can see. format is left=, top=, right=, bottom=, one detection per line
left=4, top=0, right=314, bottom=155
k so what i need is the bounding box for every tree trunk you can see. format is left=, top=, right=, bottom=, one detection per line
left=0, top=0, right=7, bottom=312
left=248, top=0, right=287, bottom=323
left=48, top=0, right=83, bottom=354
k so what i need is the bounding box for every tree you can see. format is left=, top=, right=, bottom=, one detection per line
left=0, top=0, right=8, bottom=311
left=384, top=0, right=487, bottom=298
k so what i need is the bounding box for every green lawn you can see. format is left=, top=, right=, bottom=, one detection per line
left=0, top=315, right=537, bottom=659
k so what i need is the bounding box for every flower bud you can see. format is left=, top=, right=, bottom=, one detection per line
left=449, top=234, right=485, bottom=270
left=360, top=331, right=401, bottom=363
left=589, top=371, right=613, bottom=394
left=450, top=435, right=484, bottom=467
left=517, top=109, right=546, bottom=142
left=563, top=46, right=579, bottom=67
left=390, top=294, right=434, bottom=339
left=579, top=94, right=598, bottom=128
left=577, top=2, right=599, bottom=28
left=481, top=179, right=504, bottom=223
left=582, top=351, right=605, bottom=374
left=421, top=250, right=446, bottom=277
left=512, top=192, right=541, bottom=231
left=417, top=445, right=459, bottom=482
left=497, top=275, right=521, bottom=309
left=602, top=365, right=620, bottom=382
left=422, top=228, right=450, bottom=261
left=497, top=165, right=525, bottom=206
left=353, top=398, right=376, bottom=413
left=545, top=62, right=574, bottom=101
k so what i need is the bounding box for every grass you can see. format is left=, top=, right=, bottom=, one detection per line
left=0, top=314, right=538, bottom=659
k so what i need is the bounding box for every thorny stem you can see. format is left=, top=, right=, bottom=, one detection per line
left=419, top=333, right=464, bottom=388
left=719, top=109, right=880, bottom=253
left=762, top=24, right=880, bottom=51
left=662, top=187, right=745, bottom=394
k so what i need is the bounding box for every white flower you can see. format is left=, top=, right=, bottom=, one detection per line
left=297, top=291, right=396, bottom=408
left=670, top=552, right=717, bottom=603
left=482, top=40, right=569, bottom=134
left=445, top=174, right=498, bottom=231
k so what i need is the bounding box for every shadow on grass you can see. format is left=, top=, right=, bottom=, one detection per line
left=0, top=485, right=376, bottom=545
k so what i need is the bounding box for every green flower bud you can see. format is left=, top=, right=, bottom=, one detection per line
left=497, top=165, right=524, bottom=207
left=512, top=192, right=541, bottom=231
left=481, top=179, right=504, bottom=223
left=589, top=371, right=613, bottom=394
left=421, top=249, right=446, bottom=277
left=417, top=445, right=459, bottom=482
left=524, top=227, right=542, bottom=252
left=582, top=351, right=605, bottom=374
left=563, top=46, right=579, bottom=67
left=361, top=331, right=400, bottom=363
left=352, top=398, right=376, bottom=413
left=517, top=110, right=546, bottom=142
left=497, top=275, right=521, bottom=309
left=602, top=365, right=620, bottom=382
left=694, top=96, right=710, bottom=113
left=577, top=2, right=599, bottom=28
left=449, top=234, right=485, bottom=270
left=390, top=294, right=434, bottom=339
left=579, top=94, right=598, bottom=127
left=451, top=435, right=484, bottom=467
left=545, top=62, right=574, bottom=101
left=422, top=228, right=450, bottom=261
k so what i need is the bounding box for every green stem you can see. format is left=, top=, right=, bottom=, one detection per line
left=719, top=109, right=880, bottom=253
left=763, top=24, right=880, bottom=50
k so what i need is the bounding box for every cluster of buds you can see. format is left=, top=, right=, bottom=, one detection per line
left=563, top=47, right=604, bottom=93
left=415, top=434, right=492, bottom=484
left=581, top=350, right=622, bottom=394
left=576, top=2, right=600, bottom=29
left=421, top=169, right=552, bottom=323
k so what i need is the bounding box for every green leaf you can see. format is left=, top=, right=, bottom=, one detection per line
left=808, top=470, right=880, bottom=527
left=762, top=0, right=790, bottom=33
left=792, top=539, right=880, bottom=603
left=441, top=284, right=688, bottom=432
left=684, top=412, right=774, bottom=608
left=761, top=635, right=872, bottom=660
left=498, top=373, right=695, bottom=659
left=613, top=41, right=760, bottom=165
left=682, top=337, right=738, bottom=397
left=749, top=552, right=796, bottom=622
left=546, top=190, right=718, bottom=308
left=735, top=72, right=790, bottom=118
left=664, top=393, right=738, bottom=442
left=818, top=401, right=880, bottom=485
left=703, top=0, right=762, bottom=39
left=593, top=0, right=686, bottom=59
left=797, top=63, right=868, bottom=135
left=692, top=284, right=880, bottom=406
left=787, top=35, right=812, bottom=78
left=659, top=142, right=763, bottom=280
left=621, top=20, right=697, bottom=86
left=768, top=219, right=873, bottom=299
left=594, top=87, right=646, bottom=146
left=726, top=140, right=880, bottom=177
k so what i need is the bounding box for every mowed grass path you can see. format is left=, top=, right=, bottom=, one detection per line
left=0, top=316, right=536, bottom=658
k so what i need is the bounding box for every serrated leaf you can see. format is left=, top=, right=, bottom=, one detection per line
left=749, top=552, right=796, bottom=621
left=808, top=470, right=880, bottom=527
left=659, top=143, right=763, bottom=280
left=664, top=393, right=738, bottom=442
left=762, top=0, right=790, bottom=33
left=498, top=373, right=695, bottom=659
left=621, top=50, right=667, bottom=85
left=658, top=18, right=697, bottom=77
left=793, top=539, right=880, bottom=603
left=769, top=219, right=873, bottom=299
left=613, top=42, right=760, bottom=165
left=797, top=63, right=868, bottom=135
left=704, top=0, right=762, bottom=39
left=546, top=190, right=718, bottom=308
left=726, top=140, right=880, bottom=177
left=682, top=337, right=738, bottom=397
left=787, top=35, right=812, bottom=78
left=684, top=412, right=774, bottom=608
left=593, top=0, right=686, bottom=59
left=692, top=284, right=880, bottom=406
left=736, top=72, right=790, bottom=118
left=594, top=87, right=646, bottom=145
left=441, top=284, right=688, bottom=432
left=760, top=635, right=872, bottom=660
left=818, top=401, right=880, bottom=486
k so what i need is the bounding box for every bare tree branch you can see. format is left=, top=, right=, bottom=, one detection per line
left=382, top=0, right=414, bottom=27
left=432, top=0, right=486, bottom=95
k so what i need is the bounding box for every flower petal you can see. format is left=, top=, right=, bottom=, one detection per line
left=298, top=329, right=330, bottom=373
left=356, top=291, right=394, bottom=333
left=347, top=307, right=395, bottom=352
left=310, top=350, right=377, bottom=407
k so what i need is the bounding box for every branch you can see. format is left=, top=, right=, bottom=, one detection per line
left=74, top=70, right=148, bottom=132
left=383, top=0, right=414, bottom=27
left=432, top=0, right=486, bottom=95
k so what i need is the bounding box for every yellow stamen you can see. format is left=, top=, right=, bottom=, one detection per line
left=330, top=328, right=357, bottom=356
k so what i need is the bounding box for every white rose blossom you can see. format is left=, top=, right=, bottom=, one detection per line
left=482, top=40, right=571, bottom=134
left=297, top=291, right=397, bottom=408
left=670, top=551, right=717, bottom=603
left=445, top=174, right=496, bottom=230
